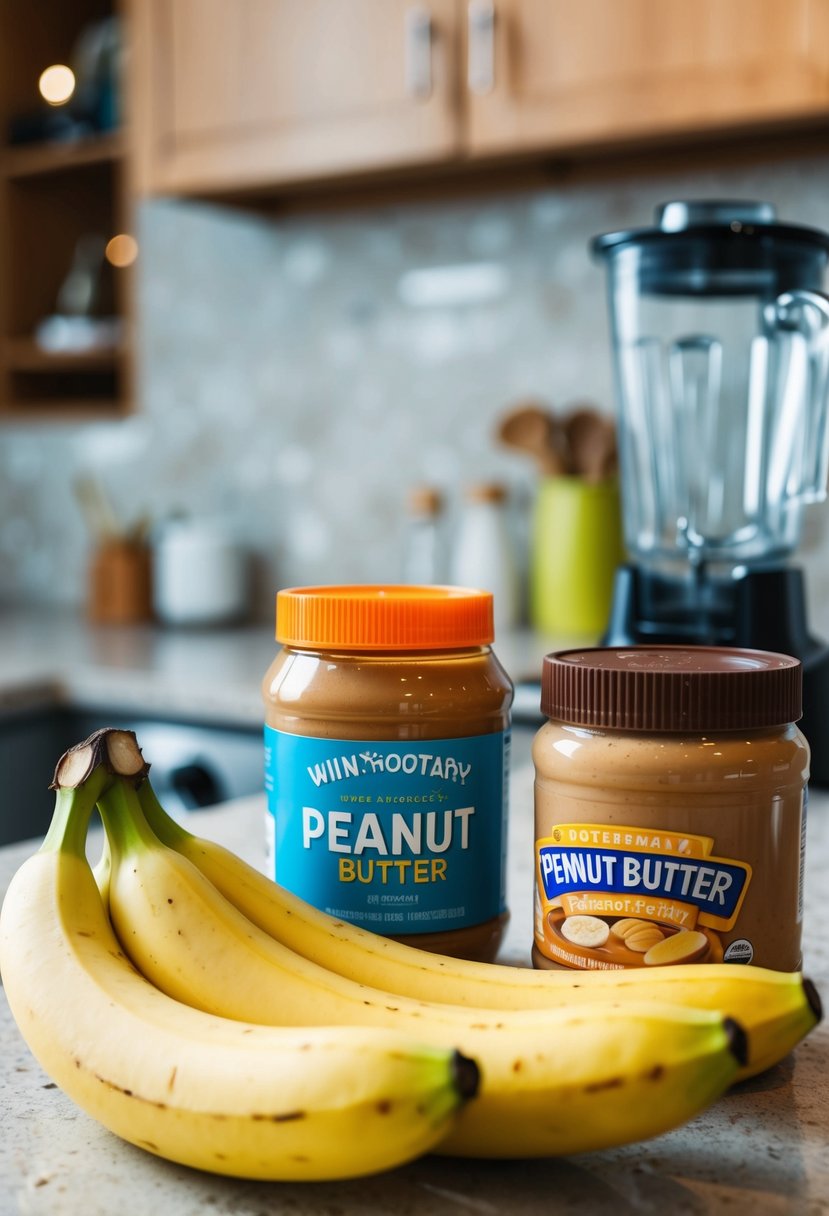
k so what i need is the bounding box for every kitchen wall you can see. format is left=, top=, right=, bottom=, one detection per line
left=2, top=149, right=829, bottom=630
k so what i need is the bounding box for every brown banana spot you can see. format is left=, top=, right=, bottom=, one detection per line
left=584, top=1077, right=624, bottom=1092
left=167, top=1067, right=177, bottom=1093
left=512, top=1059, right=524, bottom=1073
left=93, top=1072, right=168, bottom=1108
left=376, top=1099, right=393, bottom=1115
left=646, top=1065, right=666, bottom=1081
left=272, top=1111, right=306, bottom=1122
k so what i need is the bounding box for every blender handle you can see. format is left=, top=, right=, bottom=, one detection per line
left=774, top=289, right=829, bottom=505
left=774, top=288, right=829, bottom=337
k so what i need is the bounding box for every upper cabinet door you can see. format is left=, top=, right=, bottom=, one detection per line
left=132, top=0, right=462, bottom=195
left=465, top=0, right=829, bottom=157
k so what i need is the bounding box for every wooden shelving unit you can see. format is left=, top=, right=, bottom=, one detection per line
left=3, top=129, right=125, bottom=179
left=0, top=1, right=133, bottom=421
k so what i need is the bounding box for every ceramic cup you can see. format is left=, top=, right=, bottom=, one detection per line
left=530, top=476, right=624, bottom=638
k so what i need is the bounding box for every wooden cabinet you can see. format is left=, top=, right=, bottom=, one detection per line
left=131, top=0, right=462, bottom=195
left=466, top=0, right=829, bottom=156
left=132, top=0, right=829, bottom=201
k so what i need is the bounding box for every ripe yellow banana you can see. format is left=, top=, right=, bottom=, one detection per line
left=0, top=765, right=477, bottom=1181
left=98, top=775, right=744, bottom=1158
left=137, top=779, right=821, bottom=1080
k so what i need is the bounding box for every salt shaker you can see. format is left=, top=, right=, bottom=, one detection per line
left=402, top=485, right=446, bottom=585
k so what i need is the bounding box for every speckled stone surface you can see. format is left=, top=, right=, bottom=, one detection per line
left=0, top=609, right=552, bottom=728
left=1, top=759, right=827, bottom=1216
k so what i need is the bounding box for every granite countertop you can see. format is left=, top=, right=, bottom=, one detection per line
left=0, top=608, right=551, bottom=728
left=0, top=609, right=280, bottom=727
left=0, top=609, right=828, bottom=1213
left=1, top=770, right=828, bottom=1215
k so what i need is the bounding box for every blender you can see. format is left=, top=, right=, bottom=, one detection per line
left=592, top=200, right=829, bottom=782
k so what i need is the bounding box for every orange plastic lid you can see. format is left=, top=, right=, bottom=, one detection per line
left=276, top=585, right=494, bottom=650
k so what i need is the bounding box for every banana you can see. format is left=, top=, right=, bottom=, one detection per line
left=137, top=779, right=821, bottom=1079
left=98, top=774, right=745, bottom=1158
left=0, top=766, right=477, bottom=1181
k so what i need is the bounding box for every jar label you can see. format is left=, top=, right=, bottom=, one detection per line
left=534, top=822, right=752, bottom=970
left=264, top=726, right=509, bottom=934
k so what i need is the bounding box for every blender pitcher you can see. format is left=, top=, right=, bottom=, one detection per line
left=592, top=200, right=829, bottom=783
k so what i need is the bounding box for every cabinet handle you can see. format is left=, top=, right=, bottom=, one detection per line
left=405, top=5, right=433, bottom=100
left=468, top=0, right=495, bottom=94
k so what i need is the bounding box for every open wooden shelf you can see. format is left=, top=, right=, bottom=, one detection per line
left=0, top=398, right=124, bottom=424
left=4, top=336, right=124, bottom=372
left=0, top=0, right=133, bottom=421
left=3, top=130, right=125, bottom=180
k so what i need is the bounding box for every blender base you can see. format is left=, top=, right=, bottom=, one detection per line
left=603, top=564, right=829, bottom=786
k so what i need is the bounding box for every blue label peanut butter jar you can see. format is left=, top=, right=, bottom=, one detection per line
left=262, top=584, right=513, bottom=962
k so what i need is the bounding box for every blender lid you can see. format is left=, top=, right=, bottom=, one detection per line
left=591, top=199, right=829, bottom=257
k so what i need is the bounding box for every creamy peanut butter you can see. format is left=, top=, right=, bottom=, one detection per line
left=532, top=647, right=809, bottom=972
left=263, top=585, right=513, bottom=962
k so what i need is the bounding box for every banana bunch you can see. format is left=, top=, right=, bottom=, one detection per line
left=92, top=770, right=745, bottom=1160
left=136, top=779, right=821, bottom=1082
left=0, top=732, right=478, bottom=1181
left=1, top=730, right=821, bottom=1179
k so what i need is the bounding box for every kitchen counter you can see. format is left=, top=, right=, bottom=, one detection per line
left=0, top=609, right=284, bottom=728
left=0, top=608, right=827, bottom=1213
left=0, top=608, right=553, bottom=729
left=1, top=759, right=828, bottom=1216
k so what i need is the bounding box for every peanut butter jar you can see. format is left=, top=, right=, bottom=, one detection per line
left=532, top=646, right=809, bottom=972
left=263, top=585, right=513, bottom=962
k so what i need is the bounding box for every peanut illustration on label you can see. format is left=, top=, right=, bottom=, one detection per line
left=643, top=930, right=708, bottom=966
left=610, top=918, right=665, bottom=952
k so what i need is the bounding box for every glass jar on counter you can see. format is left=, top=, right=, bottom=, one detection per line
left=532, top=646, right=809, bottom=972
left=263, top=585, right=513, bottom=962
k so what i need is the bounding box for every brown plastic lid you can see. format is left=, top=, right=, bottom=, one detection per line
left=541, top=646, right=802, bottom=732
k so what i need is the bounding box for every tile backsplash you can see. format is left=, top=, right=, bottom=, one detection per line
left=3, top=151, right=829, bottom=631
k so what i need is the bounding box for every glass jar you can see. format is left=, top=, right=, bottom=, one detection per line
left=263, top=585, right=513, bottom=961
left=532, top=646, right=809, bottom=972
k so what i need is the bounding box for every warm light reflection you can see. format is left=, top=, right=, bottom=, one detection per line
left=39, top=64, right=76, bottom=106
left=553, top=738, right=582, bottom=759
left=105, top=234, right=139, bottom=268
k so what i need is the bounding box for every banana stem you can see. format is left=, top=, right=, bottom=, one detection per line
left=137, top=777, right=192, bottom=849
left=50, top=728, right=149, bottom=791
left=97, top=778, right=161, bottom=860
left=41, top=765, right=112, bottom=859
